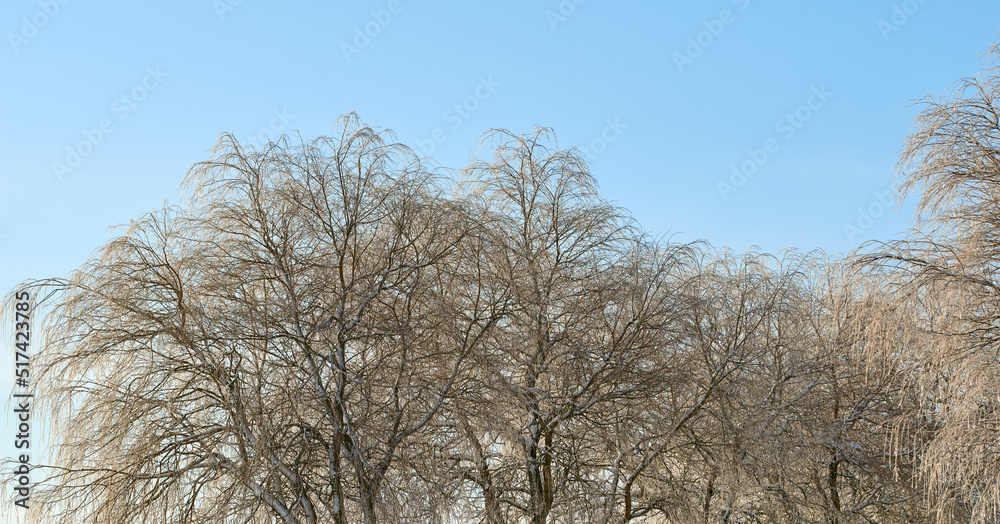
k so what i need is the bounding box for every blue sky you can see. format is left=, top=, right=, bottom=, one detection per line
left=1, top=1, right=999, bottom=519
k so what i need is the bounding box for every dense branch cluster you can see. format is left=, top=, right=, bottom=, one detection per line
left=8, top=50, right=1000, bottom=524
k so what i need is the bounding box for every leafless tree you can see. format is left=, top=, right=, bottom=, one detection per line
left=861, top=45, right=1000, bottom=524
left=11, top=83, right=1000, bottom=522
left=7, top=114, right=504, bottom=524
left=441, top=128, right=698, bottom=524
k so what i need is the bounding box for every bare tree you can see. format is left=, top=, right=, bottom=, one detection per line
left=11, top=95, right=996, bottom=523
left=9, top=114, right=503, bottom=524
left=444, top=128, right=697, bottom=524
left=627, top=251, right=925, bottom=524
left=861, top=45, right=1000, bottom=524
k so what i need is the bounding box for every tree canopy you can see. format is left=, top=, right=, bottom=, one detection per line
left=7, top=49, right=1000, bottom=523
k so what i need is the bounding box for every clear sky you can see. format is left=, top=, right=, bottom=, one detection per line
left=1, top=1, right=999, bottom=520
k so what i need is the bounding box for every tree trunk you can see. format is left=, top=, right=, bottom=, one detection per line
left=827, top=454, right=840, bottom=524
